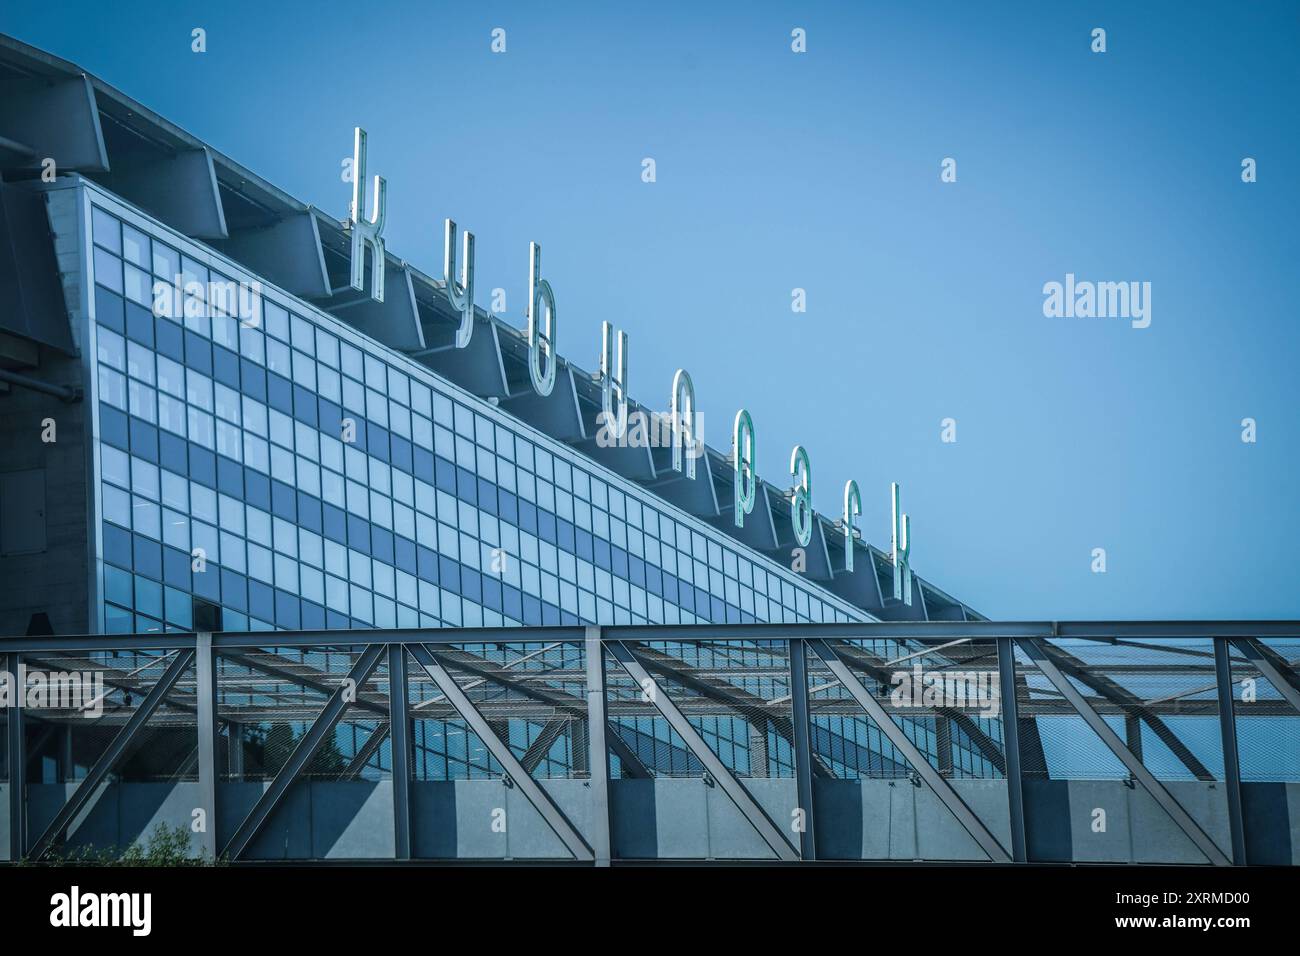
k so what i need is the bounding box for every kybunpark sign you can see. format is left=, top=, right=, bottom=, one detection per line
left=343, top=129, right=914, bottom=602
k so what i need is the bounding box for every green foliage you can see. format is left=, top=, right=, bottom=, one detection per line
left=23, top=822, right=225, bottom=867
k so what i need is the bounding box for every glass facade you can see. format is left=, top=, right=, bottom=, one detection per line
left=86, top=199, right=871, bottom=643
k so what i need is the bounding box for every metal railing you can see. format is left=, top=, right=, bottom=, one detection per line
left=2, top=621, right=1297, bottom=865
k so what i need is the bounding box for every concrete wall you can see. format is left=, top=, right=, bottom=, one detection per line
left=611, top=778, right=796, bottom=860
left=814, top=778, right=1011, bottom=861
left=10, top=778, right=1300, bottom=863
left=26, top=781, right=205, bottom=858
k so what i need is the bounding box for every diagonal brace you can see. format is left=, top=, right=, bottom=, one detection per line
left=31, top=649, right=195, bottom=860
left=1018, top=637, right=1230, bottom=866
left=806, top=638, right=1010, bottom=862
left=607, top=640, right=799, bottom=861
left=223, top=644, right=384, bottom=860
left=408, top=643, right=594, bottom=862
left=1231, top=637, right=1300, bottom=714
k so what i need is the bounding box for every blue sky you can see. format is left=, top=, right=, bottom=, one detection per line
left=6, top=0, right=1297, bottom=619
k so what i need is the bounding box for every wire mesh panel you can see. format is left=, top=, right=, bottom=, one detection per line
left=1229, top=638, right=1300, bottom=782
left=408, top=641, right=586, bottom=779
left=1016, top=637, right=1232, bottom=864
left=805, top=637, right=1010, bottom=861
left=808, top=637, right=1005, bottom=780
left=18, top=647, right=197, bottom=857
left=1017, top=638, right=1224, bottom=781
left=312, top=654, right=390, bottom=782
left=217, top=645, right=388, bottom=781
left=606, top=639, right=795, bottom=779
left=23, top=649, right=197, bottom=784
left=604, top=647, right=699, bottom=777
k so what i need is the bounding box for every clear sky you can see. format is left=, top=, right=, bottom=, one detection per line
left=6, top=0, right=1297, bottom=620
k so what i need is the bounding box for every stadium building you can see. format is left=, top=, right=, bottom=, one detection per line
left=0, top=34, right=1297, bottom=865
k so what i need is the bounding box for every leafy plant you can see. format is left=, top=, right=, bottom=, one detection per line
left=20, top=822, right=225, bottom=866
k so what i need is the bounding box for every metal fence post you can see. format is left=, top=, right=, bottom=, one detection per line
left=787, top=638, right=817, bottom=860
left=390, top=643, right=412, bottom=860
left=5, top=652, right=24, bottom=860
left=997, top=636, right=1028, bottom=862
left=1213, top=637, right=1247, bottom=865
left=585, top=627, right=612, bottom=866
left=195, top=632, right=218, bottom=861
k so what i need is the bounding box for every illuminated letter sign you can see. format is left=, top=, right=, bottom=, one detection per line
left=670, top=369, right=696, bottom=479
left=789, top=445, right=812, bottom=547
left=842, top=479, right=861, bottom=572
left=444, top=218, right=475, bottom=347
left=891, top=482, right=912, bottom=605
left=527, top=242, right=557, bottom=396
left=599, top=320, right=629, bottom=438
left=733, top=409, right=756, bottom=527
left=348, top=127, right=386, bottom=303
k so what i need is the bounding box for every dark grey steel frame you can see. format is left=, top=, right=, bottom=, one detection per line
left=4, top=621, right=1297, bottom=865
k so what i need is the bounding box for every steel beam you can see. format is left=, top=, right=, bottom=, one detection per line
left=30, top=649, right=195, bottom=860
left=343, top=723, right=389, bottom=779
left=935, top=716, right=954, bottom=776
left=389, top=644, right=411, bottom=860
left=787, top=639, right=817, bottom=860
left=1214, top=638, right=1247, bottom=865
left=806, top=638, right=1010, bottom=862
left=607, top=640, right=799, bottom=861
left=1057, top=622, right=1300, bottom=639
left=996, top=637, right=1028, bottom=862
left=605, top=725, right=654, bottom=778
left=1231, top=637, right=1300, bottom=714
left=1017, top=637, right=1231, bottom=866
left=8, top=623, right=1300, bottom=656
left=408, top=643, right=594, bottom=862
left=195, top=632, right=218, bottom=860
left=222, top=645, right=384, bottom=861
left=5, top=652, right=24, bottom=860
left=585, top=627, right=613, bottom=866
left=520, top=718, right=568, bottom=773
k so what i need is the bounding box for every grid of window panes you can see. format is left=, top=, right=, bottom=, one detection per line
left=88, top=199, right=994, bottom=781
left=87, top=203, right=870, bottom=639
